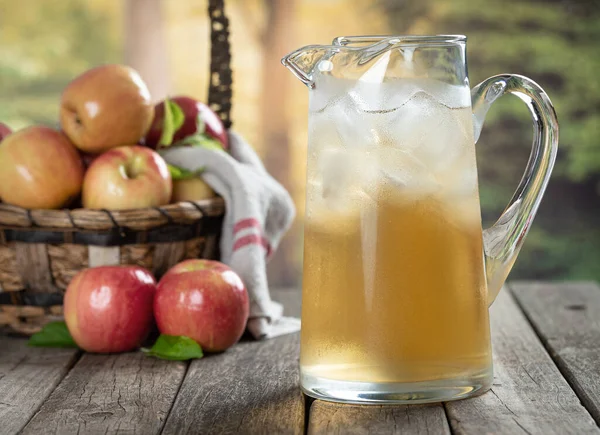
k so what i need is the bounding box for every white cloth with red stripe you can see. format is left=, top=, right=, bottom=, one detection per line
left=159, top=131, right=299, bottom=339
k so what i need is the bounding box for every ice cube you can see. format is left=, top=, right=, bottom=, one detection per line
left=308, top=109, right=343, bottom=152
left=338, top=82, right=404, bottom=148
left=385, top=91, right=471, bottom=173
left=317, top=93, right=382, bottom=149
left=310, top=75, right=349, bottom=112
left=437, top=152, right=479, bottom=198
left=375, top=147, right=441, bottom=196
left=314, top=147, right=378, bottom=214
left=310, top=77, right=474, bottom=186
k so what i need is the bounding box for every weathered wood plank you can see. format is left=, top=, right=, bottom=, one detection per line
left=152, top=241, right=186, bottom=277
left=161, top=288, right=304, bottom=435
left=511, top=281, right=600, bottom=426
left=14, top=243, right=57, bottom=292
left=0, top=337, right=79, bottom=435
left=161, top=333, right=303, bottom=435
left=309, top=401, right=450, bottom=435
left=446, top=288, right=599, bottom=434
left=21, top=352, right=187, bottom=435
left=201, top=233, right=219, bottom=260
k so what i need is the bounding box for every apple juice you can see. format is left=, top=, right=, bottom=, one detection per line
left=300, top=81, right=492, bottom=387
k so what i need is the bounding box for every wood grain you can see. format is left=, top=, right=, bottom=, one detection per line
left=152, top=241, right=186, bottom=276
left=161, top=333, right=303, bottom=435
left=0, top=337, right=79, bottom=435
left=4, top=283, right=600, bottom=434
left=20, top=352, right=187, bottom=435
left=161, top=288, right=303, bottom=435
left=201, top=233, right=219, bottom=260
left=14, top=243, right=57, bottom=293
left=511, top=281, right=600, bottom=426
left=446, top=288, right=599, bottom=434
left=309, top=401, right=450, bottom=435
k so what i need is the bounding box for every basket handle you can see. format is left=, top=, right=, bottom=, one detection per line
left=208, top=0, right=233, bottom=129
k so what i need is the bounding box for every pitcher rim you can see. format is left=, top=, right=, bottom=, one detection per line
left=334, top=34, right=467, bottom=47
left=281, top=34, right=468, bottom=87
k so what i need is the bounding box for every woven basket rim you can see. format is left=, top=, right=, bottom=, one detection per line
left=0, top=198, right=225, bottom=232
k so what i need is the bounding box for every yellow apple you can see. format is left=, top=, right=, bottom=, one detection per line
left=0, top=126, right=84, bottom=209
left=171, top=176, right=217, bottom=202
left=82, top=145, right=172, bottom=210
left=60, top=65, right=154, bottom=154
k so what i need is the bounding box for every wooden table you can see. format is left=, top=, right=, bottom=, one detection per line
left=1, top=281, right=599, bottom=434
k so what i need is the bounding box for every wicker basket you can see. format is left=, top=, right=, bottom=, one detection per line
left=0, top=0, right=232, bottom=336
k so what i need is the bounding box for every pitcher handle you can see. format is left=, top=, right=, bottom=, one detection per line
left=471, top=75, right=558, bottom=305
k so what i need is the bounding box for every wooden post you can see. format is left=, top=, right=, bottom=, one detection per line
left=261, top=0, right=298, bottom=286
left=123, top=0, right=170, bottom=102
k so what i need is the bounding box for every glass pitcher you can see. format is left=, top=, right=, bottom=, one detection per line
left=282, top=35, right=558, bottom=404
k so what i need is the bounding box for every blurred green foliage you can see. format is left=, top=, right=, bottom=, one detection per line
left=0, top=0, right=121, bottom=128
left=379, top=0, right=600, bottom=281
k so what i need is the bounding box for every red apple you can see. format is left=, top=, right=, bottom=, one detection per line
left=171, top=176, right=217, bottom=202
left=60, top=64, right=154, bottom=154
left=0, top=122, right=12, bottom=141
left=82, top=145, right=172, bottom=210
left=144, top=96, right=228, bottom=149
left=64, top=266, right=156, bottom=353
left=0, top=126, right=84, bottom=209
left=154, top=259, right=249, bottom=352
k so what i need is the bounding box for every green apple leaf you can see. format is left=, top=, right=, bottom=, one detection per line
left=141, top=334, right=203, bottom=361
left=28, top=321, right=78, bottom=348
left=167, top=163, right=205, bottom=180
left=171, top=101, right=186, bottom=132
left=159, top=98, right=186, bottom=147
left=177, top=133, right=224, bottom=152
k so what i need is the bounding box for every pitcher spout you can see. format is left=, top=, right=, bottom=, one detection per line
left=281, top=45, right=332, bottom=87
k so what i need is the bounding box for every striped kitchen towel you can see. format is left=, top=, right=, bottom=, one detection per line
left=159, top=131, right=299, bottom=339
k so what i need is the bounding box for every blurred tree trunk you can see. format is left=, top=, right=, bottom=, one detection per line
left=123, top=0, right=170, bottom=101
left=261, top=0, right=298, bottom=286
